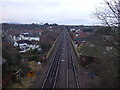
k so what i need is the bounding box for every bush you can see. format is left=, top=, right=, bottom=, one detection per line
left=21, top=67, right=31, bottom=77
left=27, top=55, right=39, bottom=62
left=20, top=63, right=31, bottom=77
left=40, top=42, right=52, bottom=52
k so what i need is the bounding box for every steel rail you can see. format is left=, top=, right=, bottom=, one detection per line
left=41, top=31, right=64, bottom=89
left=67, top=32, right=80, bottom=88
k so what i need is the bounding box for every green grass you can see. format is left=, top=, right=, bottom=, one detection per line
left=77, top=43, right=118, bottom=58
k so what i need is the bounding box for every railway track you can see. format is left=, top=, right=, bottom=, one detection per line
left=41, top=29, right=80, bottom=89
left=66, top=32, right=80, bottom=88
left=41, top=31, right=64, bottom=89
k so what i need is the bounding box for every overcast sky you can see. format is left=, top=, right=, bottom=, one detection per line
left=1, top=0, right=105, bottom=25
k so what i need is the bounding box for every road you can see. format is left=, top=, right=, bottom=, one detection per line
left=30, top=29, right=81, bottom=89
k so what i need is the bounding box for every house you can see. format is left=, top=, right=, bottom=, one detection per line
left=24, top=37, right=40, bottom=41
left=14, top=42, right=18, bottom=47
left=70, top=28, right=76, bottom=32
left=76, top=29, right=81, bottom=32
left=106, top=46, right=113, bottom=51
left=14, top=40, right=40, bottom=53
left=8, top=29, right=43, bottom=42
left=12, top=35, right=24, bottom=41
left=22, top=32, right=29, bottom=35
left=6, top=29, right=43, bottom=53
left=12, top=34, right=40, bottom=42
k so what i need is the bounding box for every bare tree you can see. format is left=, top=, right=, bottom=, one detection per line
left=94, top=0, right=119, bottom=27
left=90, top=1, right=120, bottom=87
left=92, top=0, right=120, bottom=55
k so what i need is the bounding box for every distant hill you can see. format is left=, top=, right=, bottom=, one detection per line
left=1, top=23, right=43, bottom=31
left=1, top=23, right=59, bottom=31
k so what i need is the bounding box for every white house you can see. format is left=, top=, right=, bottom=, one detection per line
left=106, top=46, right=113, bottom=51
left=39, top=32, right=42, bottom=35
left=76, top=34, right=79, bottom=37
left=14, top=40, right=40, bottom=53
left=22, top=32, right=29, bottom=35
left=70, top=29, right=76, bottom=32
left=12, top=35, right=24, bottom=41
left=18, top=43, right=40, bottom=53
left=14, top=42, right=18, bottom=47
left=12, top=34, right=40, bottom=42
left=76, top=29, right=81, bottom=32
left=29, top=44, right=39, bottom=49
left=24, top=37, right=40, bottom=41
